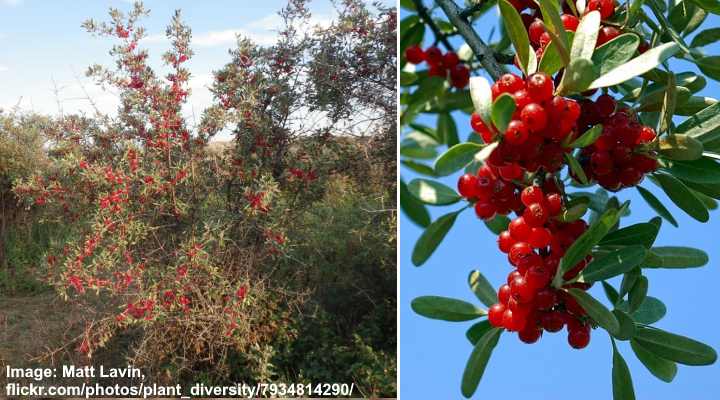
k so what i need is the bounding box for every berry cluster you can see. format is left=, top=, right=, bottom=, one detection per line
left=458, top=165, right=522, bottom=219
left=488, top=185, right=595, bottom=348
left=577, top=95, right=659, bottom=190
left=471, top=72, right=580, bottom=180
left=404, top=45, right=470, bottom=88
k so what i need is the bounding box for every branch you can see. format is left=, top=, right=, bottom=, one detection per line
left=412, top=0, right=456, bottom=52
left=435, top=0, right=505, bottom=81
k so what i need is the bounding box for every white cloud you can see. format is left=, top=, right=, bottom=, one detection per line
left=1, top=0, right=23, bottom=6
left=0, top=65, right=8, bottom=72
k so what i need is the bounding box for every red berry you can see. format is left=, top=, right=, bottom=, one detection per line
left=425, top=46, right=443, bottom=65
left=475, top=201, right=497, bottom=219
left=535, top=289, right=557, bottom=310
left=458, top=173, right=479, bottom=198
left=561, top=14, right=579, bottom=31
left=597, top=26, right=620, bottom=47
left=471, top=113, right=490, bottom=133
left=539, top=32, right=551, bottom=48
left=405, top=45, right=425, bottom=64
left=521, top=186, right=545, bottom=207
left=512, top=89, right=532, bottom=112
left=638, top=126, right=656, bottom=144
left=498, top=230, right=516, bottom=253
left=528, top=19, right=546, bottom=46
left=619, top=167, right=643, bottom=187
left=507, top=270, right=523, bottom=285
left=502, top=308, right=526, bottom=331
left=523, top=203, right=548, bottom=227
left=498, top=163, right=524, bottom=181
left=504, top=120, right=530, bottom=145
left=428, top=64, right=446, bottom=78
left=520, top=103, right=548, bottom=132
left=526, top=73, right=554, bottom=102
left=519, top=326, right=542, bottom=343
left=590, top=151, right=614, bottom=176
left=526, top=263, right=552, bottom=289
left=545, top=193, right=562, bottom=216
left=595, top=94, right=616, bottom=118
left=516, top=253, right=542, bottom=275
left=509, top=242, right=534, bottom=266
left=450, top=64, right=470, bottom=88
left=599, top=0, right=616, bottom=19
left=528, top=227, right=552, bottom=249
left=541, top=311, right=565, bottom=332
left=568, top=327, right=590, bottom=349
left=489, top=303, right=506, bottom=327
left=498, top=73, right=525, bottom=94
left=442, top=51, right=460, bottom=69
left=498, top=284, right=512, bottom=304
left=510, top=275, right=536, bottom=303
left=509, top=216, right=531, bottom=241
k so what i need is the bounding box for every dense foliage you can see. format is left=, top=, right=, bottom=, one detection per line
left=1, top=1, right=396, bottom=396
left=401, top=0, right=718, bottom=398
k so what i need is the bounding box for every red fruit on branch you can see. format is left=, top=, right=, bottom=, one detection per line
left=405, top=45, right=425, bottom=64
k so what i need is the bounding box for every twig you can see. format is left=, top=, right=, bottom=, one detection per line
left=459, top=2, right=486, bottom=19
left=435, top=0, right=505, bottom=80
left=412, top=0, right=456, bottom=52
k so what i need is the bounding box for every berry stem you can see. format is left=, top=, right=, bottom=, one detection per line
left=435, top=0, right=505, bottom=81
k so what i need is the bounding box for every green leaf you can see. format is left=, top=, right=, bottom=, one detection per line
left=565, top=152, right=589, bottom=184
left=539, top=33, right=574, bottom=75
left=570, top=10, right=600, bottom=63
left=634, top=326, right=718, bottom=366
left=557, top=196, right=590, bottom=222
left=676, top=101, right=720, bottom=144
left=694, top=55, right=720, bottom=82
left=491, top=93, right=516, bottom=133
left=400, top=0, right=416, bottom=11
left=658, top=74, right=677, bottom=135
left=581, top=246, right=648, bottom=282
left=630, top=339, right=678, bottom=383
left=612, top=341, right=636, bottom=400
left=466, top=320, right=493, bottom=345
left=560, top=58, right=597, bottom=94
left=569, top=189, right=609, bottom=213
left=461, top=328, right=502, bottom=398
left=691, top=27, right=720, bottom=48
left=412, top=210, right=462, bottom=266
left=484, top=214, right=511, bottom=235
left=675, top=96, right=717, bottom=116
left=658, top=134, right=704, bottom=161
left=603, top=281, right=620, bottom=305
left=469, top=270, right=499, bottom=308
left=438, top=113, right=459, bottom=146
left=676, top=71, right=707, bottom=93
left=644, top=246, right=709, bottom=268
left=400, top=131, right=440, bottom=159
left=568, top=288, right=620, bottom=334
left=498, top=0, right=531, bottom=74
left=618, top=296, right=667, bottom=324
left=400, top=179, right=431, bottom=227
left=407, top=179, right=462, bottom=206
left=400, top=71, right=418, bottom=86
left=636, top=186, right=679, bottom=227
left=434, top=142, right=485, bottom=176
left=592, top=34, right=640, bottom=77
left=600, top=222, right=660, bottom=248
left=619, top=268, right=641, bottom=300
left=400, top=20, right=425, bottom=54
left=664, top=158, right=720, bottom=184
left=612, top=309, right=636, bottom=341
left=411, top=295, right=486, bottom=321
left=569, top=124, right=603, bottom=148
left=628, top=275, right=648, bottom=313
left=469, top=77, right=494, bottom=128
left=555, top=205, right=625, bottom=285
left=401, top=160, right=438, bottom=177
left=651, top=173, right=709, bottom=222
left=690, top=0, right=720, bottom=15
left=538, top=0, right=570, bottom=62
left=589, top=43, right=681, bottom=89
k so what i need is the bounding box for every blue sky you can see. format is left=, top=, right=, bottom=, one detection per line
left=0, top=0, right=356, bottom=130
left=400, top=6, right=720, bottom=400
